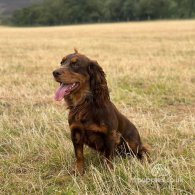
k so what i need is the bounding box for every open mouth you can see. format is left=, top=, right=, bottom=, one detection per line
left=54, top=82, right=79, bottom=101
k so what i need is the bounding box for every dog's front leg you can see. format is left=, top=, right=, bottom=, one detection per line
left=71, top=128, right=84, bottom=175
left=104, top=131, right=116, bottom=169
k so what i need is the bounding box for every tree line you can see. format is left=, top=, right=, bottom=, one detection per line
left=11, top=0, right=195, bottom=26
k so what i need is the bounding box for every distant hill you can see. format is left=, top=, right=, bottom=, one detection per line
left=0, top=0, right=42, bottom=17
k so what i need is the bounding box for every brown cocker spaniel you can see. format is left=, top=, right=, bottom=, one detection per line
left=53, top=49, right=150, bottom=175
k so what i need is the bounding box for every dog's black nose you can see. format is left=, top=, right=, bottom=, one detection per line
left=53, top=70, right=61, bottom=77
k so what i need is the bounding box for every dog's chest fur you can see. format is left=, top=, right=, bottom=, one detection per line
left=70, top=121, right=107, bottom=152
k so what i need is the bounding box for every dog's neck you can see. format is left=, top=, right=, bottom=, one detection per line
left=65, top=82, right=110, bottom=118
left=66, top=85, right=110, bottom=124
left=65, top=83, right=90, bottom=109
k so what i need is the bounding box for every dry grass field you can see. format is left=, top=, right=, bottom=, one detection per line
left=0, top=20, right=195, bottom=194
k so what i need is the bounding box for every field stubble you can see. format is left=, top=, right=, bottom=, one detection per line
left=0, top=20, right=195, bottom=194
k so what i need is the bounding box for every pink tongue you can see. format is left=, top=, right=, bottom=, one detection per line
left=54, top=84, right=72, bottom=101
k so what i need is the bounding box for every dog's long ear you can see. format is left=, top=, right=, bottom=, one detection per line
left=88, top=60, right=109, bottom=104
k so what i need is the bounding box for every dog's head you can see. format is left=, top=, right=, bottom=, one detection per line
left=53, top=50, right=109, bottom=104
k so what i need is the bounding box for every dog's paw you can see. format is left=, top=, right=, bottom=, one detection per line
left=71, top=166, right=84, bottom=176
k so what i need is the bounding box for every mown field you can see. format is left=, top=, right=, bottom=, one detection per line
left=0, top=20, right=195, bottom=194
